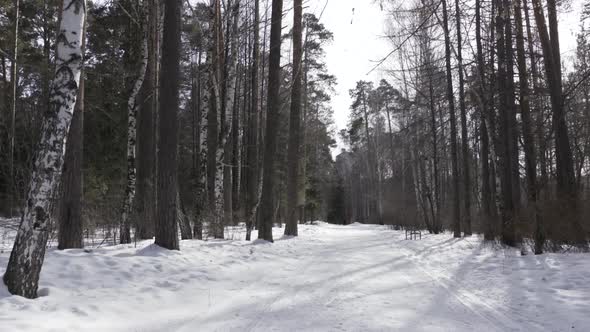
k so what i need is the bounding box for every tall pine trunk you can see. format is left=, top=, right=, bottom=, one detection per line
left=285, top=0, right=303, bottom=236
left=441, top=0, right=461, bottom=238
left=58, top=28, right=85, bottom=250
left=455, top=0, right=471, bottom=236
left=155, top=0, right=181, bottom=250
left=259, top=0, right=284, bottom=242
left=192, top=45, right=206, bottom=240
left=505, top=0, right=521, bottom=234
left=475, top=0, right=494, bottom=240
left=532, top=0, right=583, bottom=245
left=245, top=0, right=261, bottom=241
left=496, top=0, right=517, bottom=246
left=427, top=68, right=441, bottom=233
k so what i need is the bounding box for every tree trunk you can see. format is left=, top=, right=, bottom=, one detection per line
left=155, top=0, right=181, bottom=250
left=427, top=71, right=441, bottom=233
left=298, top=23, right=311, bottom=225
left=177, top=190, right=192, bottom=240
left=258, top=0, right=284, bottom=242
left=455, top=0, right=471, bottom=236
left=7, top=0, right=20, bottom=217
left=207, top=0, right=225, bottom=239
left=441, top=0, right=461, bottom=237
left=194, top=51, right=207, bottom=240
left=495, top=0, right=517, bottom=246
left=231, top=60, right=241, bottom=225
left=505, top=0, right=521, bottom=226
left=514, top=0, right=542, bottom=253
left=58, top=25, right=86, bottom=250
left=532, top=0, right=581, bottom=241
left=222, top=0, right=240, bottom=230
left=285, top=0, right=303, bottom=236
left=3, top=0, right=86, bottom=298
left=475, top=0, right=494, bottom=240
left=136, top=0, right=158, bottom=240
left=121, top=24, right=148, bottom=244
left=359, top=90, right=378, bottom=224
left=245, top=0, right=260, bottom=241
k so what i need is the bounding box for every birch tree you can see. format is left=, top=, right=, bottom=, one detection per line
left=135, top=0, right=159, bottom=240
left=3, top=0, right=86, bottom=298
left=120, top=5, right=148, bottom=244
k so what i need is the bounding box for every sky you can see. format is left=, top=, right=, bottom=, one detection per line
left=306, top=0, right=390, bottom=144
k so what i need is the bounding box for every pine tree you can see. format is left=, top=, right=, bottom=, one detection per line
left=154, top=0, right=181, bottom=250
left=258, top=0, right=284, bottom=242
left=285, top=0, right=303, bottom=236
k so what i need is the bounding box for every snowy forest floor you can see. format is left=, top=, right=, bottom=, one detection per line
left=0, top=221, right=589, bottom=331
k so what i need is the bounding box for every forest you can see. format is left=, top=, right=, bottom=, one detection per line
left=0, top=0, right=589, bottom=329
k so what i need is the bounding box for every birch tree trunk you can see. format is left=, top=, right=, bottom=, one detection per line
left=207, top=0, right=225, bottom=239
left=222, top=0, right=240, bottom=230
left=3, top=0, right=86, bottom=299
left=193, top=50, right=207, bottom=240
left=121, top=25, right=148, bottom=244
left=136, top=0, right=158, bottom=240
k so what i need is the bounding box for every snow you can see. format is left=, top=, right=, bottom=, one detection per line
left=0, top=220, right=589, bottom=331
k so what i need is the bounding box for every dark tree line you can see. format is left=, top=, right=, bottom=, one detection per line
left=0, top=0, right=339, bottom=297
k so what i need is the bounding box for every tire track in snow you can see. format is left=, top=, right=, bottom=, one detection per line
left=241, top=244, right=327, bottom=332
left=241, top=231, right=390, bottom=331
left=395, top=244, right=537, bottom=332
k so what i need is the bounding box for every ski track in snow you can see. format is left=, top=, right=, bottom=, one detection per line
left=0, top=220, right=589, bottom=331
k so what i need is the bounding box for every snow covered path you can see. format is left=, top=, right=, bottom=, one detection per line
left=1, top=222, right=589, bottom=331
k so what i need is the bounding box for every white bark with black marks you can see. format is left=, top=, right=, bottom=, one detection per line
left=3, top=0, right=86, bottom=299
left=121, top=30, right=149, bottom=244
